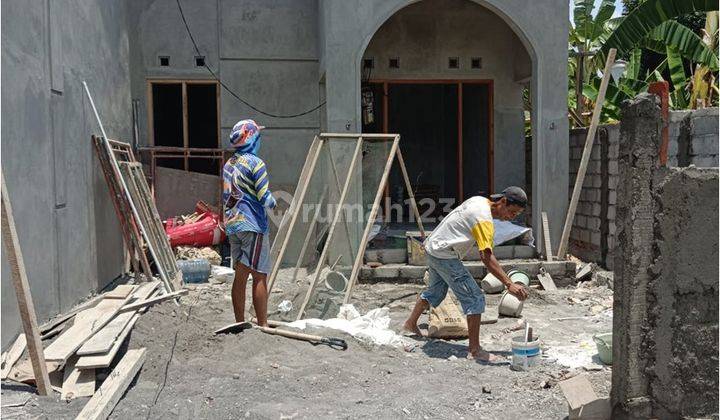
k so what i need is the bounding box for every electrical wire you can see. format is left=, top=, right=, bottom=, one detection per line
left=175, top=0, right=325, bottom=119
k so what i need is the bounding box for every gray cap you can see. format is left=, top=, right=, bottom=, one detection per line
left=490, top=186, right=527, bottom=208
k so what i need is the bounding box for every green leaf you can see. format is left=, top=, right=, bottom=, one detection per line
left=602, top=0, right=719, bottom=56
left=590, top=0, right=619, bottom=40
left=573, top=0, right=596, bottom=40
left=648, top=21, right=719, bottom=69
left=626, top=48, right=643, bottom=80
left=666, top=45, right=687, bottom=90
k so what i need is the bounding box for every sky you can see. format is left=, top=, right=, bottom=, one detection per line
left=568, top=0, right=625, bottom=24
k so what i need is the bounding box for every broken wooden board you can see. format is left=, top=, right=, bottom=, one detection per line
left=119, top=289, right=188, bottom=313
left=38, top=295, right=104, bottom=334
left=6, top=357, right=62, bottom=386
left=75, top=348, right=146, bottom=420
left=537, top=270, right=558, bottom=291
left=1, top=334, right=26, bottom=379
left=75, top=315, right=139, bottom=370
left=77, top=282, right=158, bottom=356
left=104, top=285, right=135, bottom=299
left=43, top=291, right=135, bottom=363
left=61, top=356, right=95, bottom=401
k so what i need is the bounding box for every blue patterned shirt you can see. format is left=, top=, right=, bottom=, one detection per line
left=223, top=152, right=276, bottom=235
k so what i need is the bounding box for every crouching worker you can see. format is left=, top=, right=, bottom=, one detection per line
left=223, top=119, right=276, bottom=327
left=403, top=187, right=530, bottom=361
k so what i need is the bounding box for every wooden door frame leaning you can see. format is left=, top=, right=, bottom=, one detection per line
left=267, top=133, right=425, bottom=320
left=1, top=171, right=53, bottom=395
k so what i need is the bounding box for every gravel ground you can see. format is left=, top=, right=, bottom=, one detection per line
left=2, top=271, right=613, bottom=419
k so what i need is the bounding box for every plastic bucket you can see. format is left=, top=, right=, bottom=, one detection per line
left=511, top=335, right=540, bottom=371
left=498, top=290, right=524, bottom=317
left=593, top=333, right=613, bottom=364
left=324, top=270, right=348, bottom=292
left=508, top=269, right=531, bottom=287
left=481, top=273, right=505, bottom=294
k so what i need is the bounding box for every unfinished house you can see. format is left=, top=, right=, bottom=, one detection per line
left=2, top=0, right=569, bottom=347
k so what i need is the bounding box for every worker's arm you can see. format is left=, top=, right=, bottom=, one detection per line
left=480, top=249, right=528, bottom=300
left=252, top=160, right=276, bottom=209
left=471, top=219, right=528, bottom=300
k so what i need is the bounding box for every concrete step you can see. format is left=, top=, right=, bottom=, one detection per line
left=359, top=259, right=577, bottom=287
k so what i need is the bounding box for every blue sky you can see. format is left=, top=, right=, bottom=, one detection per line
left=569, top=0, right=624, bottom=23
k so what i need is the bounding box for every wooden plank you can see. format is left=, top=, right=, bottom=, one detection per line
left=119, top=289, right=188, bottom=313
left=75, top=348, right=146, bottom=420
left=1, top=171, right=52, bottom=395
left=1, top=334, right=26, bottom=379
left=343, top=136, right=400, bottom=305
left=291, top=190, right=327, bottom=284
left=558, top=49, right=616, bottom=258
left=537, top=270, right=558, bottom=291
left=396, top=147, right=426, bottom=237
left=39, top=294, right=103, bottom=334
left=541, top=211, right=553, bottom=262
left=104, top=285, right=135, bottom=299
left=61, top=356, right=95, bottom=401
left=43, top=293, right=134, bottom=363
left=75, top=315, right=139, bottom=370
left=327, top=146, right=357, bottom=258
left=77, top=282, right=158, bottom=355
left=297, top=137, right=364, bottom=320
left=268, top=137, right=324, bottom=292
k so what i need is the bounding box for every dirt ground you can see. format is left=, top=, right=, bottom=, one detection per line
left=2, top=271, right=613, bottom=419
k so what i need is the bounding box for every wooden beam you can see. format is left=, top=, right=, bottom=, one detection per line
left=77, top=282, right=158, bottom=356
left=296, top=137, right=364, bottom=320
left=0, top=334, right=26, bottom=380
left=118, top=289, right=188, bottom=313
left=396, top=148, right=425, bottom=237
left=327, top=146, right=357, bottom=259
left=75, top=348, right=146, bottom=420
left=267, top=137, right=324, bottom=292
left=61, top=356, right=95, bottom=401
left=1, top=171, right=52, bottom=395
left=290, top=190, right=327, bottom=284
left=43, top=292, right=135, bottom=363
left=541, top=211, right=553, bottom=262
left=75, top=315, right=139, bottom=370
left=343, top=136, right=400, bottom=304
left=557, top=48, right=616, bottom=259
left=104, top=285, right=135, bottom=299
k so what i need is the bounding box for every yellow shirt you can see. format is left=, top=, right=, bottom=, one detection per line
left=424, top=196, right=494, bottom=259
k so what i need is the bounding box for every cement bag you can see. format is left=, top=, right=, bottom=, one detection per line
left=428, top=293, right=468, bottom=339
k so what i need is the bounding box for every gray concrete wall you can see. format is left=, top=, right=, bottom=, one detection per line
left=127, top=0, right=321, bottom=194
left=569, top=107, right=718, bottom=269
left=362, top=0, right=529, bottom=193
left=612, top=94, right=719, bottom=419
left=319, top=0, right=569, bottom=252
left=1, top=0, right=131, bottom=348
left=153, top=166, right=221, bottom=219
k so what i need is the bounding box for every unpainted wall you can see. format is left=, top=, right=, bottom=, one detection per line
left=568, top=107, right=718, bottom=269
left=1, top=0, right=131, bottom=348
left=612, top=94, right=719, bottom=419
left=362, top=0, right=530, bottom=193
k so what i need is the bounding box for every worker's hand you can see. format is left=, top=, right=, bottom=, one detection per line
left=507, top=283, right=529, bottom=301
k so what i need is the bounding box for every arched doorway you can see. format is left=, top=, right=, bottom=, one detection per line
left=359, top=0, right=532, bottom=223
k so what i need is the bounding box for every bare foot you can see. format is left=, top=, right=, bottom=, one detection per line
left=402, top=321, right=423, bottom=337
left=467, top=348, right=502, bottom=363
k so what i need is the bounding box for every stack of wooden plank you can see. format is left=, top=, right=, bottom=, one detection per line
left=2, top=281, right=187, bottom=418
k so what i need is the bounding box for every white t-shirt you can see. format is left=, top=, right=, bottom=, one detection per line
left=424, top=196, right=495, bottom=259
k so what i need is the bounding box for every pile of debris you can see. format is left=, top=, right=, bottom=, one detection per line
left=1, top=280, right=187, bottom=418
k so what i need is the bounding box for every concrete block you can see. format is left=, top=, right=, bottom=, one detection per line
left=591, top=146, right=601, bottom=160
left=587, top=217, right=601, bottom=230
left=576, top=215, right=587, bottom=228
left=691, top=113, right=719, bottom=136
left=608, top=190, right=617, bottom=205
left=590, top=231, right=601, bottom=246
left=608, top=145, right=619, bottom=159
left=607, top=206, right=616, bottom=220
left=608, top=222, right=616, bottom=235
left=580, top=229, right=590, bottom=243
left=691, top=134, right=719, bottom=156
left=493, top=246, right=513, bottom=259
left=608, top=160, right=619, bottom=175
left=586, top=161, right=600, bottom=173
left=690, top=155, right=718, bottom=168
left=591, top=203, right=601, bottom=217
left=587, top=189, right=601, bottom=202
left=572, top=147, right=582, bottom=160
left=670, top=109, right=692, bottom=123
left=608, top=175, right=619, bottom=189
left=592, top=175, right=603, bottom=188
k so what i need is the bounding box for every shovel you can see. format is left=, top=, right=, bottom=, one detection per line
left=214, top=320, right=348, bottom=351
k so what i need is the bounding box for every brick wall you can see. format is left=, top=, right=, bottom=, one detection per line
left=567, top=107, right=718, bottom=269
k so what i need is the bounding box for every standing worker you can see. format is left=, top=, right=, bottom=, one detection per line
left=403, top=187, right=530, bottom=361
left=223, top=119, right=276, bottom=327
